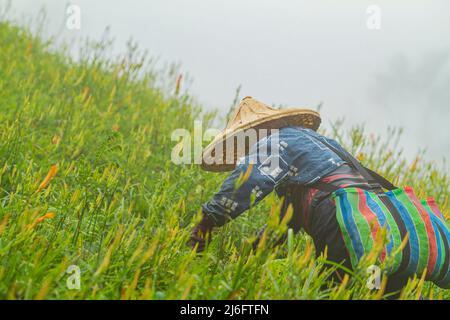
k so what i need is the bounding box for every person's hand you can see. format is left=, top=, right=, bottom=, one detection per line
left=188, top=214, right=215, bottom=252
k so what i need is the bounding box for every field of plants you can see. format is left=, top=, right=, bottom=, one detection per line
left=0, top=19, right=448, bottom=299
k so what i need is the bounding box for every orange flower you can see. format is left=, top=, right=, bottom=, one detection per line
left=82, top=86, right=90, bottom=100
left=36, top=164, right=59, bottom=193
left=112, top=124, right=120, bottom=132
left=52, top=134, right=61, bottom=145
left=175, top=74, right=183, bottom=95
left=35, top=212, right=55, bottom=224
left=356, top=152, right=365, bottom=161
left=409, top=156, right=420, bottom=172
left=26, top=41, right=33, bottom=55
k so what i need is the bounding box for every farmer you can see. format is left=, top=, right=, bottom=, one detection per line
left=189, top=96, right=449, bottom=297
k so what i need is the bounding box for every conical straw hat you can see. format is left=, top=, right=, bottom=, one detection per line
left=202, top=96, right=321, bottom=172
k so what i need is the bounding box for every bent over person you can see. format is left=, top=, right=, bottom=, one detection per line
left=189, top=96, right=450, bottom=298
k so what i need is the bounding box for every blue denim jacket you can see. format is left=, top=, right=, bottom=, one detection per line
left=202, top=126, right=348, bottom=226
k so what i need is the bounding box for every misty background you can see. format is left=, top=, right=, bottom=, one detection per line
left=4, top=0, right=450, bottom=165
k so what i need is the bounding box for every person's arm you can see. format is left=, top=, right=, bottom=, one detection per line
left=189, top=136, right=292, bottom=250
left=203, top=143, right=291, bottom=226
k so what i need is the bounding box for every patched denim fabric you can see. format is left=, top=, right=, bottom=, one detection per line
left=202, top=126, right=347, bottom=226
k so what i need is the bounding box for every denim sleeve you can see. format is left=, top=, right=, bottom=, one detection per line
left=202, top=136, right=293, bottom=227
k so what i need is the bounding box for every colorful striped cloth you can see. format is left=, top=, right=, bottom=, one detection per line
left=299, top=164, right=371, bottom=233
left=332, top=186, right=450, bottom=288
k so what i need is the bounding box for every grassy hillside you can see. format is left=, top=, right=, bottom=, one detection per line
left=0, top=20, right=448, bottom=299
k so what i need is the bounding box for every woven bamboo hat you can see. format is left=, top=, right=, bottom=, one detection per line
left=202, top=96, right=321, bottom=172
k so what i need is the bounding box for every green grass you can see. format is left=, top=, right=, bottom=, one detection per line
left=0, top=20, right=448, bottom=300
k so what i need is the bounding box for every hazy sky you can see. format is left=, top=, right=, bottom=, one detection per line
left=4, top=0, right=450, bottom=164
